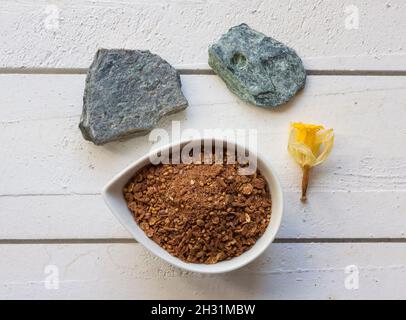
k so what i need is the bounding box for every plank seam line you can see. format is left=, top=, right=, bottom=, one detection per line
left=1, top=238, right=406, bottom=245
left=1, top=68, right=406, bottom=76
left=0, top=193, right=101, bottom=197
left=1, top=189, right=406, bottom=198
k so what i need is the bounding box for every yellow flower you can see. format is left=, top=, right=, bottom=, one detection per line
left=288, top=122, right=334, bottom=201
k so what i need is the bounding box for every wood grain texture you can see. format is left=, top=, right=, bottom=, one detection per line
left=1, top=1, right=405, bottom=300
left=0, top=0, right=405, bottom=70
left=1, top=243, right=406, bottom=299
left=2, top=191, right=406, bottom=240
left=0, top=74, right=406, bottom=239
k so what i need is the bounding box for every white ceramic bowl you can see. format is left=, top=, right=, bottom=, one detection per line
left=102, top=138, right=283, bottom=273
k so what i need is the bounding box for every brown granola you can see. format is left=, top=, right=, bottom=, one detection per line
left=123, top=155, right=272, bottom=264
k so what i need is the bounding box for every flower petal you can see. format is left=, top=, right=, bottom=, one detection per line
left=314, top=128, right=334, bottom=166
left=288, top=122, right=334, bottom=168
left=291, top=122, right=325, bottom=155
left=288, top=126, right=317, bottom=167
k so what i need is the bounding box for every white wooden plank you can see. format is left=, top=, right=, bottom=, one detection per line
left=1, top=74, right=406, bottom=194
left=0, top=0, right=405, bottom=70
left=0, top=195, right=127, bottom=239
left=2, top=191, right=406, bottom=239
left=1, top=243, right=406, bottom=299
left=1, top=74, right=406, bottom=239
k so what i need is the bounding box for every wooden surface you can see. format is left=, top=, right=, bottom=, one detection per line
left=1, top=74, right=406, bottom=240
left=1, top=0, right=405, bottom=71
left=1, top=243, right=406, bottom=299
left=0, top=1, right=406, bottom=299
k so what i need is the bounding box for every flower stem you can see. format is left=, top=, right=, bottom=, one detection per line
left=301, top=165, right=310, bottom=202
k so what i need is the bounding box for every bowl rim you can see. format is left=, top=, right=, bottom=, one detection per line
left=102, top=137, right=284, bottom=273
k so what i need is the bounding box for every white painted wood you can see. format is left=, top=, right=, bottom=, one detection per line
left=1, top=74, right=406, bottom=194
left=0, top=195, right=127, bottom=239
left=1, top=1, right=404, bottom=301
left=1, top=74, right=406, bottom=239
left=0, top=0, right=405, bottom=70
left=1, top=243, right=406, bottom=299
left=2, top=191, right=406, bottom=239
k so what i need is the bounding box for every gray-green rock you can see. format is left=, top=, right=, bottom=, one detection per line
left=208, top=24, right=306, bottom=107
left=79, top=49, right=188, bottom=145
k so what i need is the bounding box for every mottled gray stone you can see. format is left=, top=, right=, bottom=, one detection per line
left=79, top=49, right=188, bottom=145
left=208, top=24, right=306, bottom=107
